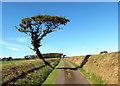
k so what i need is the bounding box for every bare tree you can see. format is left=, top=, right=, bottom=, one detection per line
left=16, top=14, right=70, bottom=68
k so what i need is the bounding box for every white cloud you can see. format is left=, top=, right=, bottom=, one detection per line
left=7, top=37, right=28, bottom=43
left=0, top=40, right=23, bottom=51
left=0, top=40, right=20, bottom=47
left=17, top=37, right=28, bottom=43
left=5, top=47, right=19, bottom=51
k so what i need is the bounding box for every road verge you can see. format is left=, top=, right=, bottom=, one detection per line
left=42, top=59, right=62, bottom=85
left=67, top=60, right=106, bottom=85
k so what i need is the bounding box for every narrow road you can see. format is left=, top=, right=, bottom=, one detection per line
left=55, top=60, right=92, bottom=84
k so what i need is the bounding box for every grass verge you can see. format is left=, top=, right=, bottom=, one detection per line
left=67, top=60, right=107, bottom=85
left=42, top=59, right=62, bottom=85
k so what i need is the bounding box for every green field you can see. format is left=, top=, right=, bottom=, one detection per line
left=0, top=59, right=32, bottom=64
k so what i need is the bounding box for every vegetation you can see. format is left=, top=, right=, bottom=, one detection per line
left=68, top=60, right=106, bottom=85
left=1, top=57, right=13, bottom=61
left=1, top=58, right=60, bottom=85
left=0, top=59, right=31, bottom=64
left=42, top=60, right=62, bottom=85
left=24, top=53, right=63, bottom=59
left=65, top=52, right=118, bottom=84
left=42, top=53, right=63, bottom=58
left=16, top=14, right=69, bottom=68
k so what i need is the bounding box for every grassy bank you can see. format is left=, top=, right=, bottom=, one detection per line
left=42, top=59, right=62, bottom=85
left=65, top=52, right=118, bottom=84
left=2, top=58, right=60, bottom=85
left=68, top=60, right=106, bottom=85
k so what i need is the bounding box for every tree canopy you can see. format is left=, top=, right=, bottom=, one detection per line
left=16, top=14, right=70, bottom=68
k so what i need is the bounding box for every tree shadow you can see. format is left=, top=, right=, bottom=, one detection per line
left=56, top=67, right=78, bottom=70
left=55, top=55, right=91, bottom=71
left=2, top=65, right=46, bottom=86
left=77, top=55, right=91, bottom=68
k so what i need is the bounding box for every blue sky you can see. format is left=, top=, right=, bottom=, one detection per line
left=1, top=2, right=118, bottom=58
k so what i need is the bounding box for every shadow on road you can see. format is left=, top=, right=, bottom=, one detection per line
left=56, top=55, right=91, bottom=71
left=56, top=67, right=77, bottom=70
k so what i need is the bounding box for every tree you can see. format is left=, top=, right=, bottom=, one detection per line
left=63, top=55, right=66, bottom=58
left=8, top=57, right=13, bottom=61
left=16, top=14, right=70, bottom=68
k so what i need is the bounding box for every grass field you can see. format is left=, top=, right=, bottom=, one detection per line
left=0, top=59, right=33, bottom=64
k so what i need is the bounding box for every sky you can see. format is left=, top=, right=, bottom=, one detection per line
left=1, top=2, right=118, bottom=58
left=1, top=0, right=119, bottom=2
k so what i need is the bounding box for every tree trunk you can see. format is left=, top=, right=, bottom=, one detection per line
left=35, top=48, right=54, bottom=69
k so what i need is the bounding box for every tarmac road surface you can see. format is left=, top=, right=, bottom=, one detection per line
left=55, top=60, right=92, bottom=85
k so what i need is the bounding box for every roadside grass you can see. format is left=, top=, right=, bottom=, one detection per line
left=67, top=60, right=107, bottom=85
left=42, top=59, right=62, bottom=85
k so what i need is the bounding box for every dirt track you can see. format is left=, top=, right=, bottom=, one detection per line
left=55, top=60, right=91, bottom=84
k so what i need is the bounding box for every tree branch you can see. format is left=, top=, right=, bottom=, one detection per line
left=28, top=46, right=35, bottom=51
